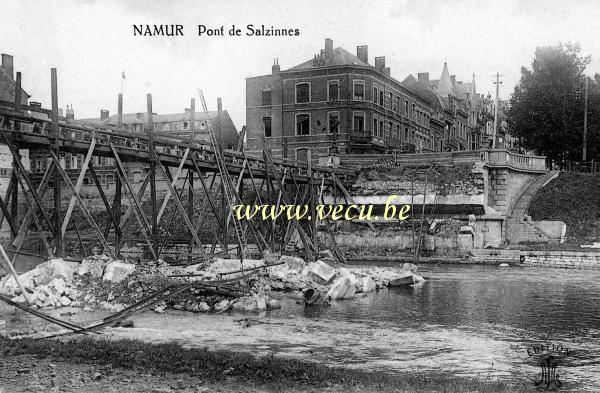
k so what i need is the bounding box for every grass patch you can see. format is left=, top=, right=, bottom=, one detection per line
left=0, top=336, right=530, bottom=392
left=528, top=172, right=600, bottom=244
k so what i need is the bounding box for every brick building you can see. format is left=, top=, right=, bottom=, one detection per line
left=246, top=39, right=434, bottom=163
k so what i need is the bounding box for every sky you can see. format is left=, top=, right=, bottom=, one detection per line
left=2, top=0, right=600, bottom=129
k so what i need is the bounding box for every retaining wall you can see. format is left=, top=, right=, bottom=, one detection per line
left=522, top=250, right=600, bottom=269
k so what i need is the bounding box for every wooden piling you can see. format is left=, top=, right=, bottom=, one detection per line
left=147, top=93, right=158, bottom=258
left=51, top=68, right=62, bottom=256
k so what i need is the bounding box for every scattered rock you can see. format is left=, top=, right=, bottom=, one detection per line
left=213, top=299, right=230, bottom=312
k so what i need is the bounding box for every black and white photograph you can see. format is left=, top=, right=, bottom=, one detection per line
left=1, top=0, right=600, bottom=391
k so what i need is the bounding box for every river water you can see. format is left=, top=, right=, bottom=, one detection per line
left=2, top=264, right=600, bottom=391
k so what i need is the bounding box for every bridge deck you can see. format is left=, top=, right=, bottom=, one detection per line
left=0, top=106, right=355, bottom=185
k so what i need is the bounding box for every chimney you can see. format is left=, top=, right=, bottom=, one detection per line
left=418, top=72, right=430, bottom=85
left=272, top=58, right=280, bottom=74
left=325, top=38, right=333, bottom=60
left=100, top=110, right=109, bottom=121
left=357, top=45, right=368, bottom=64
left=383, top=67, right=390, bottom=77
left=450, top=75, right=456, bottom=86
left=375, top=56, right=385, bottom=71
left=66, top=105, right=74, bottom=120
left=1, top=54, right=14, bottom=79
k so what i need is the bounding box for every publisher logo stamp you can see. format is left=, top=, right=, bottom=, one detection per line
left=526, top=343, right=570, bottom=390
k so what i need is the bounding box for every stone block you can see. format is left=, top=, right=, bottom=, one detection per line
left=103, top=261, right=136, bottom=283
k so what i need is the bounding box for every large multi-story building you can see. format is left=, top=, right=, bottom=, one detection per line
left=81, top=108, right=239, bottom=150
left=403, top=63, right=492, bottom=152
left=246, top=39, right=435, bottom=163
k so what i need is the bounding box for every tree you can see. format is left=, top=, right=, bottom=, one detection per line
left=507, top=43, right=596, bottom=162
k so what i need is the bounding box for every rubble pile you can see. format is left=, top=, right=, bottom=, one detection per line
left=201, top=256, right=426, bottom=301
left=0, top=252, right=425, bottom=315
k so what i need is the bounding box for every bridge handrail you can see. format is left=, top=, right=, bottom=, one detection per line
left=0, top=109, right=354, bottom=181
left=482, top=149, right=546, bottom=171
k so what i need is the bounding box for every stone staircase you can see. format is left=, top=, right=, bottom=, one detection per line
left=505, top=171, right=559, bottom=244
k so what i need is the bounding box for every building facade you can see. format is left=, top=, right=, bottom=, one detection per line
left=246, top=39, right=434, bottom=163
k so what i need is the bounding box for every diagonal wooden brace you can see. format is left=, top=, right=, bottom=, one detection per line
left=49, top=151, right=116, bottom=259
left=154, top=152, right=208, bottom=260
left=157, top=147, right=190, bottom=223
left=61, top=135, right=96, bottom=237
left=1, top=133, right=55, bottom=234
left=110, top=143, right=157, bottom=260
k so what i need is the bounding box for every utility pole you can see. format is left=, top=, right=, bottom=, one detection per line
left=492, top=72, right=502, bottom=149
left=583, top=76, right=589, bottom=161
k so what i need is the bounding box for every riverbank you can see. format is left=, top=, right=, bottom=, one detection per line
left=3, top=264, right=600, bottom=391
left=0, top=336, right=529, bottom=393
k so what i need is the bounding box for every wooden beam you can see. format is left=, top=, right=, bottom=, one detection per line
left=49, top=151, right=116, bottom=259
left=0, top=133, right=55, bottom=233
left=0, top=175, right=13, bottom=230
left=14, top=166, right=54, bottom=258
left=88, top=164, right=122, bottom=242
left=61, top=135, right=96, bottom=237
left=154, top=152, right=207, bottom=259
left=333, top=173, right=376, bottom=231
left=51, top=68, right=62, bottom=256
left=110, top=143, right=157, bottom=259
left=147, top=93, right=158, bottom=255
left=157, top=147, right=190, bottom=223
left=119, top=171, right=151, bottom=231
left=190, top=156, right=224, bottom=232
left=0, top=194, right=17, bottom=237
left=11, top=162, right=54, bottom=249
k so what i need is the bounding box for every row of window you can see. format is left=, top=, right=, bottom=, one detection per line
left=32, top=154, right=115, bottom=173
left=125, top=120, right=208, bottom=133
left=262, top=80, right=425, bottom=114
left=261, top=111, right=420, bottom=145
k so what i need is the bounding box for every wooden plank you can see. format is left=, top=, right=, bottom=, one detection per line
left=49, top=151, right=116, bottom=259
left=61, top=136, right=97, bottom=236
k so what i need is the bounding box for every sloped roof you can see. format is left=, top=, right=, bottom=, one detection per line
left=457, top=82, right=475, bottom=96
left=436, top=63, right=454, bottom=97
left=80, top=111, right=221, bottom=125
left=287, top=47, right=370, bottom=70
left=401, top=74, right=448, bottom=112
left=0, top=66, right=30, bottom=102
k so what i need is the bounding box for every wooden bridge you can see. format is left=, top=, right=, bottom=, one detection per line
left=0, top=68, right=355, bottom=270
